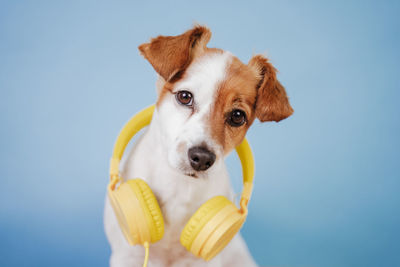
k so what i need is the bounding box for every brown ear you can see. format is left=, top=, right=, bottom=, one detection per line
left=138, top=25, right=211, bottom=82
left=248, top=55, right=294, bottom=122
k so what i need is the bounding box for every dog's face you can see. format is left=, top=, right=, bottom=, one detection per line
left=139, top=26, right=293, bottom=178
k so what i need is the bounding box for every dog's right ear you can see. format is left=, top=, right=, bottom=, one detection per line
left=138, top=26, right=211, bottom=82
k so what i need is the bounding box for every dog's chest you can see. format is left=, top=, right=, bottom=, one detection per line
left=149, top=165, right=214, bottom=227
left=120, top=127, right=233, bottom=260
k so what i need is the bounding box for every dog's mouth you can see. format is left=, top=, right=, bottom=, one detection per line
left=185, top=172, right=198, bottom=178
left=178, top=161, right=200, bottom=179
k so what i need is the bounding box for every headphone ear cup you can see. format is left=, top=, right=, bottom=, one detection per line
left=130, top=179, right=165, bottom=243
left=108, top=178, right=164, bottom=245
left=180, top=196, right=245, bottom=261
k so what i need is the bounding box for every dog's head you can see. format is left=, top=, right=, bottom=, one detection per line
left=139, top=26, right=293, bottom=178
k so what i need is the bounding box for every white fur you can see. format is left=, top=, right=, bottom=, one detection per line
left=104, top=52, right=257, bottom=267
left=159, top=51, right=232, bottom=175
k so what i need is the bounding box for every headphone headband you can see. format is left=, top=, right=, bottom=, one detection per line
left=109, top=105, right=254, bottom=211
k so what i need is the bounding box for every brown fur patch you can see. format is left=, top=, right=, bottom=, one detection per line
left=138, top=25, right=211, bottom=82
left=210, top=57, right=260, bottom=154
left=248, top=55, right=294, bottom=122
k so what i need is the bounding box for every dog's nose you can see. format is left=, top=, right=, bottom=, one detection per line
left=188, top=146, right=216, bottom=171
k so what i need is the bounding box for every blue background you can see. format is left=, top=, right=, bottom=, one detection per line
left=1, top=1, right=399, bottom=266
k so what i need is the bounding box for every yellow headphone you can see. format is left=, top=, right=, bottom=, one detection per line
left=108, top=105, right=255, bottom=266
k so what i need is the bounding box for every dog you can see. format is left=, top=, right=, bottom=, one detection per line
left=104, top=25, right=293, bottom=267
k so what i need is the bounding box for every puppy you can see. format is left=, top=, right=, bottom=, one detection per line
left=104, top=25, right=293, bottom=267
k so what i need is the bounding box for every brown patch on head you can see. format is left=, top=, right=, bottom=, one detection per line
left=138, top=25, right=211, bottom=82
left=210, top=57, right=260, bottom=154
left=248, top=55, right=294, bottom=122
left=210, top=55, right=294, bottom=154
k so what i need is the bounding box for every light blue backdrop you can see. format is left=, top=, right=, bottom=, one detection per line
left=1, top=1, right=399, bottom=266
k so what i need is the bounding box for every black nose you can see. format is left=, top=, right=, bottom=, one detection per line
left=188, top=146, right=216, bottom=171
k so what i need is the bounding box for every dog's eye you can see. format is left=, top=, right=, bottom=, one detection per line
left=176, top=90, right=193, bottom=106
left=227, top=109, right=247, bottom=127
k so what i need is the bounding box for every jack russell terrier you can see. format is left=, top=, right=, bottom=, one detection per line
left=104, top=25, right=293, bottom=267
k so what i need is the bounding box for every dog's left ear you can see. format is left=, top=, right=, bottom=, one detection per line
left=248, top=55, right=294, bottom=122
left=138, top=25, right=211, bottom=82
